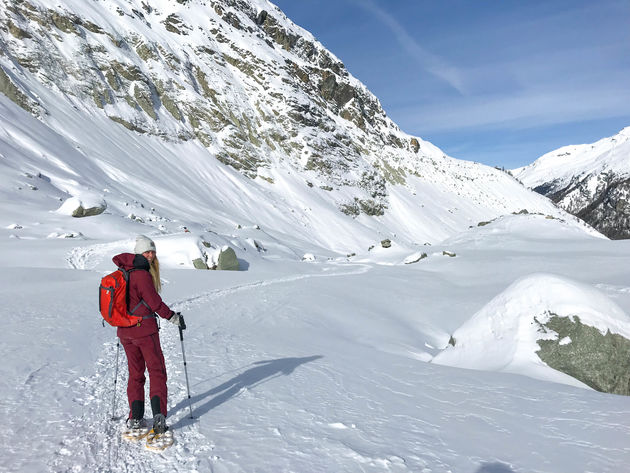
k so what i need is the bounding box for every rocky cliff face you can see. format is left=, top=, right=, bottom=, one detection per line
left=0, top=0, right=427, bottom=215
left=0, top=0, right=583, bottom=250
left=514, top=128, right=630, bottom=239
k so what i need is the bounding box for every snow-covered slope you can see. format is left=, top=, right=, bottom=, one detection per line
left=0, top=0, right=595, bottom=254
left=514, top=127, right=630, bottom=239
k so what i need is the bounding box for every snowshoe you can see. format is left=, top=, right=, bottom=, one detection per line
left=145, top=414, right=174, bottom=450
left=121, top=418, right=150, bottom=441
left=146, top=428, right=174, bottom=451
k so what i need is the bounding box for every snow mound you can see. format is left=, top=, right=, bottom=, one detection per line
left=152, top=234, right=208, bottom=269
left=56, top=194, right=106, bottom=216
left=432, top=273, right=630, bottom=388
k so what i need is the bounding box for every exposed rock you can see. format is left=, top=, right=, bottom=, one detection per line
left=533, top=175, right=630, bottom=239
left=381, top=239, right=391, bottom=248
left=358, top=199, right=385, bottom=216
left=108, top=116, right=147, bottom=134
left=258, top=12, right=298, bottom=51
left=536, top=314, right=630, bottom=395
left=164, top=14, right=189, bottom=35
left=133, top=82, right=157, bottom=119
left=50, top=10, right=79, bottom=35
left=404, top=252, right=427, bottom=264
left=410, top=138, right=420, bottom=153
left=0, top=66, right=39, bottom=114
left=192, top=257, right=209, bottom=269
left=7, top=19, right=32, bottom=39
left=217, top=246, right=239, bottom=270
left=72, top=203, right=107, bottom=218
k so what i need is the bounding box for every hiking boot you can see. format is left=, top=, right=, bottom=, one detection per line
left=153, top=413, right=168, bottom=434
left=126, top=417, right=146, bottom=430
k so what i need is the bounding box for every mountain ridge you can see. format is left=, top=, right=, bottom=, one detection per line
left=514, top=127, right=630, bottom=239
left=0, top=0, right=598, bottom=253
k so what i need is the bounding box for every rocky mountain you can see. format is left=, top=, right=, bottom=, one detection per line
left=0, top=0, right=594, bottom=253
left=514, top=128, right=630, bottom=239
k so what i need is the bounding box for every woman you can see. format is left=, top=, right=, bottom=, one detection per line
left=113, top=235, right=185, bottom=434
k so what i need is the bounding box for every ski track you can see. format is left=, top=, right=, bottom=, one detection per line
left=66, top=241, right=131, bottom=270
left=169, top=262, right=371, bottom=313
left=49, top=245, right=372, bottom=472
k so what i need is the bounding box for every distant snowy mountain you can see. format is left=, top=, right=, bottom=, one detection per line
left=514, top=127, right=630, bottom=239
left=0, top=0, right=595, bottom=253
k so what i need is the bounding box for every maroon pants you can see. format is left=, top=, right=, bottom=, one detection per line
left=121, top=332, right=168, bottom=417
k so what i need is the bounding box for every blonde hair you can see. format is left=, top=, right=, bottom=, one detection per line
left=149, top=256, right=162, bottom=293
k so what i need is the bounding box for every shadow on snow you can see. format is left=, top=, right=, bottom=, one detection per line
left=170, top=355, right=322, bottom=429
left=475, top=462, right=516, bottom=473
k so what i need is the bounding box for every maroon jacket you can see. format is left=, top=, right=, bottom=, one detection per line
left=113, top=253, right=173, bottom=340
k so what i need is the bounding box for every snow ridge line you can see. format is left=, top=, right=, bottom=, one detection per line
left=169, top=263, right=372, bottom=312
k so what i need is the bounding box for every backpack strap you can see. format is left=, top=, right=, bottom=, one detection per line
left=120, top=267, right=154, bottom=318
left=130, top=300, right=155, bottom=317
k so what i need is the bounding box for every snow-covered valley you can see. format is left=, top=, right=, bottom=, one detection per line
left=1, top=0, right=630, bottom=471
left=2, top=214, right=630, bottom=472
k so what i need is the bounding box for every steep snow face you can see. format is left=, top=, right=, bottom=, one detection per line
left=0, top=0, right=594, bottom=252
left=513, top=127, right=630, bottom=239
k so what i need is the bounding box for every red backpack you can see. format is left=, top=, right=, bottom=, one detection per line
left=99, top=268, right=146, bottom=327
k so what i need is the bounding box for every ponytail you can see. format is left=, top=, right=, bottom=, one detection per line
left=149, top=256, right=161, bottom=293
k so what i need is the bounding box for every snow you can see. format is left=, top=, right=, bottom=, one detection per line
left=513, top=126, right=630, bottom=189
left=2, top=222, right=630, bottom=473
left=432, top=273, right=630, bottom=388
left=1, top=1, right=630, bottom=471
left=148, top=234, right=207, bottom=269
left=56, top=194, right=106, bottom=216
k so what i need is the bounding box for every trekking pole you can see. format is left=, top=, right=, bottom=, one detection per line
left=179, top=326, right=194, bottom=419
left=111, top=341, right=121, bottom=420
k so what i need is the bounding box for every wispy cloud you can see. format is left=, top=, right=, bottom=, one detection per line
left=396, top=83, right=630, bottom=134
left=353, top=0, right=468, bottom=95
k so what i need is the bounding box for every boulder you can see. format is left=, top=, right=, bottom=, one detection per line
left=404, top=252, right=427, bottom=264
left=536, top=314, right=630, bottom=395
left=192, top=258, right=208, bottom=270
left=57, top=196, right=107, bottom=218
left=72, top=204, right=106, bottom=217
left=217, top=246, right=239, bottom=271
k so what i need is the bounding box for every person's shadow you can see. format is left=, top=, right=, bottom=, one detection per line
left=170, top=355, right=322, bottom=429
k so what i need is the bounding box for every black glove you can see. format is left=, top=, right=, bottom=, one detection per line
left=169, top=311, right=186, bottom=330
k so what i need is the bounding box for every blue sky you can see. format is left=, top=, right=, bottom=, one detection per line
left=271, top=0, right=630, bottom=168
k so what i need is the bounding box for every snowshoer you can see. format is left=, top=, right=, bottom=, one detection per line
left=114, top=235, right=186, bottom=435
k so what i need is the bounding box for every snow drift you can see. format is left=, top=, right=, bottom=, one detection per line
left=432, top=273, right=630, bottom=389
